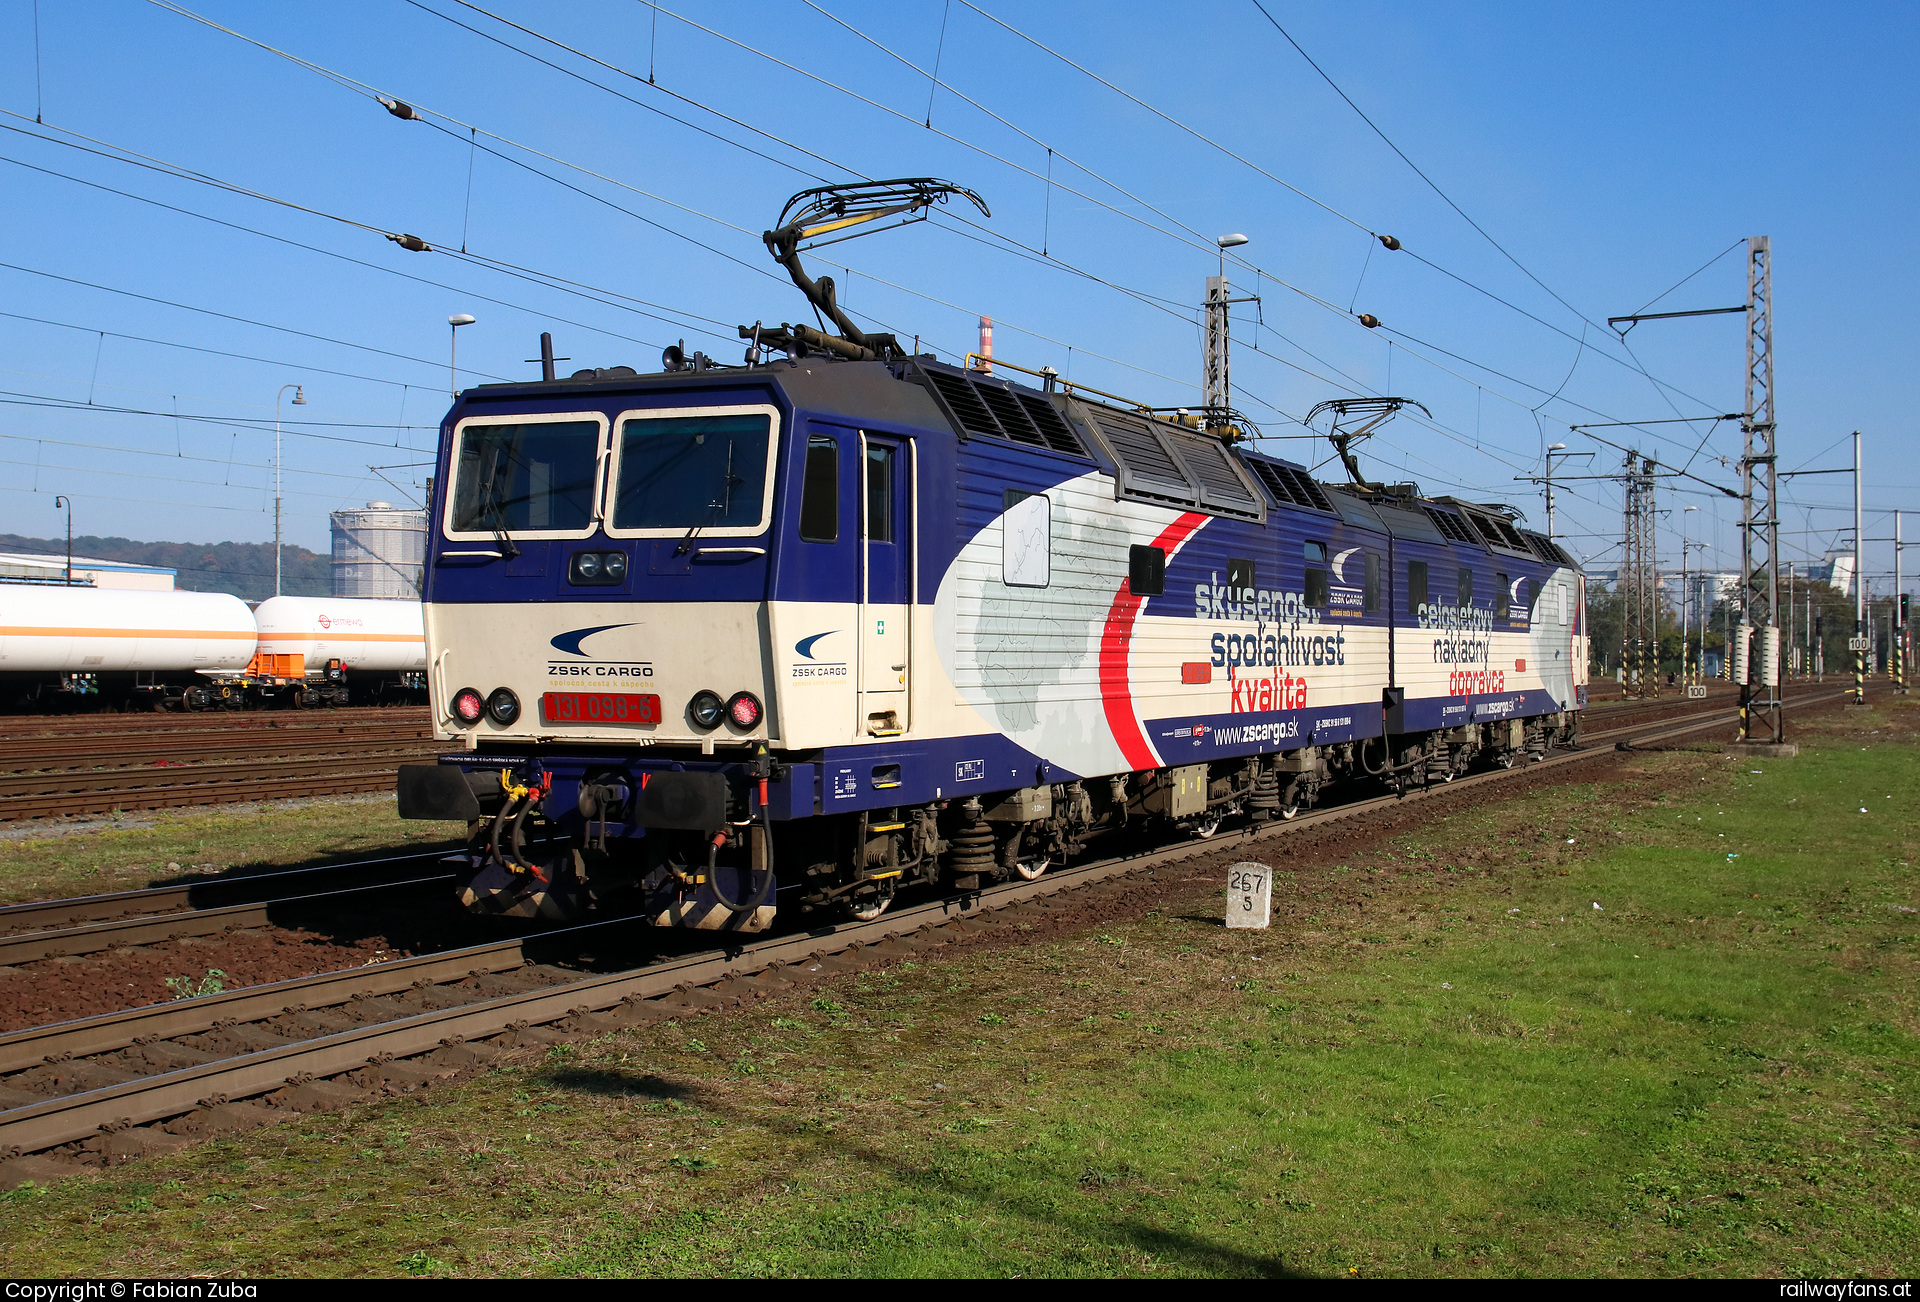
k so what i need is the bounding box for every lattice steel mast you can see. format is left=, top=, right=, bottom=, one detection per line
left=1739, top=236, right=1784, bottom=740
left=1620, top=452, right=1658, bottom=698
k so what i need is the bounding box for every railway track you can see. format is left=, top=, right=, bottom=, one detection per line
left=0, top=686, right=1857, bottom=1185
left=0, top=713, right=451, bottom=822
left=0, top=756, right=449, bottom=823
left=0, top=723, right=441, bottom=774
left=0, top=848, right=465, bottom=966
left=0, top=706, right=431, bottom=737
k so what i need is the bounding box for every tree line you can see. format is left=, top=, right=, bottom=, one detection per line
left=1585, top=577, right=1903, bottom=678
left=0, top=533, right=331, bottom=603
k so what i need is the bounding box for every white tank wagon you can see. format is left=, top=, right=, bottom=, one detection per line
left=0, top=585, right=255, bottom=710
left=247, top=596, right=427, bottom=706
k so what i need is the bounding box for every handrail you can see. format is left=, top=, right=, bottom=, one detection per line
left=959, top=352, right=1153, bottom=414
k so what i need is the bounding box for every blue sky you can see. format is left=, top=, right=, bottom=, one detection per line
left=1, top=0, right=1914, bottom=596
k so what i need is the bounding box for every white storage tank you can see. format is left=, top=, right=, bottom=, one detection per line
left=253, top=596, right=426, bottom=673
left=331, top=501, right=425, bottom=598
left=0, top=586, right=255, bottom=673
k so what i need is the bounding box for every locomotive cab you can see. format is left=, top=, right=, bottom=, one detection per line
left=402, top=361, right=944, bottom=930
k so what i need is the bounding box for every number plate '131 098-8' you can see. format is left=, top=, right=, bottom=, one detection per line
left=541, top=692, right=661, bottom=724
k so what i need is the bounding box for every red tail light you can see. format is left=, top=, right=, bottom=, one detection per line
left=451, top=687, right=485, bottom=724
left=726, top=691, right=762, bottom=728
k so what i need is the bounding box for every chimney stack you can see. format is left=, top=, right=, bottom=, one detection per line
left=976, top=316, right=993, bottom=374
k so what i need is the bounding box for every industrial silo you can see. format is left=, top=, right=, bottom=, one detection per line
left=330, top=501, right=426, bottom=598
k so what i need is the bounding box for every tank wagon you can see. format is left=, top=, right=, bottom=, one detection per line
left=0, top=585, right=255, bottom=710
left=397, top=179, right=1588, bottom=929
left=0, top=586, right=426, bottom=711
left=245, top=595, right=427, bottom=707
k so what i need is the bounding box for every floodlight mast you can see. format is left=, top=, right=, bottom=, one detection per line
left=751, top=179, right=989, bottom=362
left=1306, top=396, right=1430, bottom=489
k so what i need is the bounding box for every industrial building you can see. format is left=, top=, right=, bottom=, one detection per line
left=329, top=502, right=425, bottom=599
left=0, top=552, right=176, bottom=590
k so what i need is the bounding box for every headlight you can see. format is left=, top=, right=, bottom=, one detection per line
left=487, top=687, right=521, bottom=725
left=451, top=687, right=484, bottom=725
left=568, top=551, right=630, bottom=585
left=688, top=689, right=724, bottom=731
left=725, top=691, right=762, bottom=729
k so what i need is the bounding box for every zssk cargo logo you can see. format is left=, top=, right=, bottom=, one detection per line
left=546, top=623, right=653, bottom=680
left=790, top=630, right=848, bottom=680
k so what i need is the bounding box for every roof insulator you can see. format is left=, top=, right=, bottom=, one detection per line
left=1358, top=313, right=1382, bottom=329
left=382, top=97, right=420, bottom=121
left=387, top=233, right=432, bottom=253
left=1377, top=234, right=1402, bottom=251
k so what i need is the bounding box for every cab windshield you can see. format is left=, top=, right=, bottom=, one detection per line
left=612, top=412, right=772, bottom=532
left=450, top=420, right=599, bottom=535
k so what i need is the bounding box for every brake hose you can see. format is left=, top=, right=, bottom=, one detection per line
left=706, top=773, right=776, bottom=915
left=1359, top=735, right=1421, bottom=777
left=487, top=793, right=521, bottom=871
left=506, top=797, right=547, bottom=881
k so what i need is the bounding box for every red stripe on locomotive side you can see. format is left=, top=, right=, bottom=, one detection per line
left=1099, top=511, right=1208, bottom=772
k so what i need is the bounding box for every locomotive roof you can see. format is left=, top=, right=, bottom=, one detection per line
left=460, top=352, right=1578, bottom=570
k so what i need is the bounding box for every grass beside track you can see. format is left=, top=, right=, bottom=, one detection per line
left=1, top=701, right=1915, bottom=1278
left=0, top=797, right=458, bottom=907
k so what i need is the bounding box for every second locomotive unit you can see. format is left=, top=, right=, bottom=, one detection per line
left=398, top=180, right=1587, bottom=928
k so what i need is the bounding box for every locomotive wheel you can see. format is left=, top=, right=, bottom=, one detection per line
left=846, top=878, right=896, bottom=921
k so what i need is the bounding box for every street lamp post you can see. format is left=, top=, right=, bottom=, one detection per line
left=274, top=384, right=307, bottom=597
left=53, top=495, right=72, bottom=585
left=449, top=314, right=476, bottom=399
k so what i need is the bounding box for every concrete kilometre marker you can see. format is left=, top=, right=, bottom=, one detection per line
left=1226, top=861, right=1272, bottom=929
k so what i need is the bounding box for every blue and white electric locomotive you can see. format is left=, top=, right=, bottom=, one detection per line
left=396, top=180, right=1588, bottom=928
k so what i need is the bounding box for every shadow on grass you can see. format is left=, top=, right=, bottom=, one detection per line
left=542, top=1069, right=691, bottom=1100
left=149, top=838, right=465, bottom=892
left=541, top=1064, right=1311, bottom=1278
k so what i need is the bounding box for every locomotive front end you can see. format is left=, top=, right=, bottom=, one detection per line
left=401, top=375, right=802, bottom=932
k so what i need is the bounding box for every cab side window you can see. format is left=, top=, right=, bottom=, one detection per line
left=1305, top=541, right=1329, bottom=608
left=1495, top=572, right=1510, bottom=620
left=1408, top=559, right=1428, bottom=615
left=1457, top=567, right=1474, bottom=609
left=865, top=444, right=894, bottom=543
left=797, top=434, right=838, bottom=542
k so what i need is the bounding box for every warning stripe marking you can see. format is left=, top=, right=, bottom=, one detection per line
left=0, top=626, right=253, bottom=640
left=257, top=633, right=422, bottom=644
